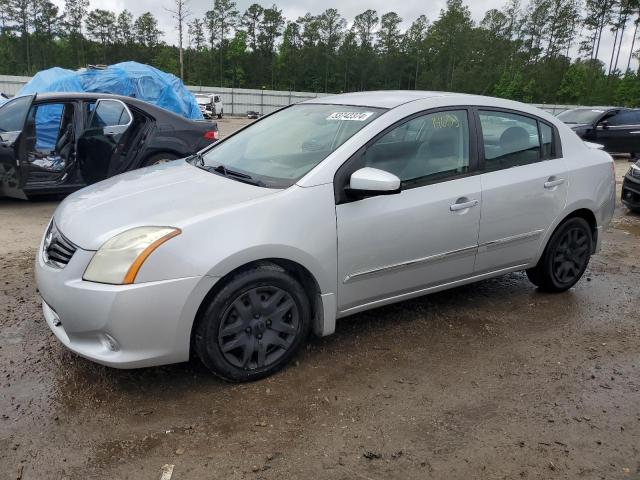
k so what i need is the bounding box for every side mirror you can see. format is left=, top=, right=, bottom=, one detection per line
left=599, top=120, right=609, bottom=130
left=348, top=167, right=401, bottom=198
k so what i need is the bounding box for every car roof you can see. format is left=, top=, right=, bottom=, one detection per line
left=26, top=91, right=198, bottom=122
left=303, top=90, right=462, bottom=109
left=31, top=91, right=154, bottom=108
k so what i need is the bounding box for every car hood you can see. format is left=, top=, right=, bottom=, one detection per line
left=54, top=160, right=278, bottom=250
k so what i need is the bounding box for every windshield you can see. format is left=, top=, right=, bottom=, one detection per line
left=195, top=96, right=209, bottom=105
left=196, top=103, right=385, bottom=188
left=557, top=108, right=606, bottom=125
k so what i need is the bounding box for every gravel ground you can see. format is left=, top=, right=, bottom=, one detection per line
left=0, top=131, right=639, bottom=479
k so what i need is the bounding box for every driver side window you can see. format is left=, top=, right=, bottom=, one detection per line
left=362, top=110, right=470, bottom=186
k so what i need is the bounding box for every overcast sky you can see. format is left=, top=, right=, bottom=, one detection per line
left=51, top=0, right=638, bottom=74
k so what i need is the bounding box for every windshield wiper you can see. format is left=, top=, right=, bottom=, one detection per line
left=201, top=163, right=266, bottom=187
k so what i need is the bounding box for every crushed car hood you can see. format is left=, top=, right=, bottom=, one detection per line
left=54, top=160, right=278, bottom=250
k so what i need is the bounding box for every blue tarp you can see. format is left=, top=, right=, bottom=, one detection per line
left=18, top=62, right=203, bottom=149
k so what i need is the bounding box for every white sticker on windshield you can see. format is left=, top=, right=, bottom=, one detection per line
left=591, top=109, right=605, bottom=113
left=327, top=111, right=374, bottom=121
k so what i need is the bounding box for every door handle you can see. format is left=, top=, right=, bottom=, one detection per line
left=450, top=199, right=479, bottom=211
left=544, top=178, right=565, bottom=189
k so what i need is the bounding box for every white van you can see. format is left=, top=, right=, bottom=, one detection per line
left=195, top=94, right=223, bottom=119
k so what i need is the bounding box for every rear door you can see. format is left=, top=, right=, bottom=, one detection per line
left=77, top=98, right=133, bottom=184
left=475, top=109, right=567, bottom=273
left=0, top=95, right=35, bottom=196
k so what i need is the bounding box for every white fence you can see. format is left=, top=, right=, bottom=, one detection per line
left=0, top=74, right=31, bottom=96
left=189, top=85, right=329, bottom=115
left=0, top=74, right=577, bottom=115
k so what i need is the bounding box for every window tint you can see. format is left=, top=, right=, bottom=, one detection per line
left=0, top=95, right=32, bottom=133
left=479, top=111, right=540, bottom=170
left=90, top=100, right=131, bottom=129
left=607, top=110, right=640, bottom=126
left=362, top=110, right=470, bottom=184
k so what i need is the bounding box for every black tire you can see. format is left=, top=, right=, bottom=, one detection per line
left=526, top=217, right=592, bottom=292
left=194, top=263, right=311, bottom=382
left=143, top=152, right=179, bottom=167
left=217, top=110, right=223, bottom=119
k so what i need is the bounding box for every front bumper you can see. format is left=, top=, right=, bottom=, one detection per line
left=622, top=173, right=640, bottom=210
left=36, top=242, right=218, bottom=368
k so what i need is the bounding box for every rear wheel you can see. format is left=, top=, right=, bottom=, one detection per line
left=144, top=153, right=178, bottom=167
left=194, top=263, right=311, bottom=382
left=526, top=217, right=592, bottom=292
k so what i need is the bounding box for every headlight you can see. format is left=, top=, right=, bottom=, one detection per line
left=83, top=227, right=181, bottom=284
left=630, top=163, right=640, bottom=178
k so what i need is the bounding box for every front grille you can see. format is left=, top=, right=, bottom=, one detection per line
left=43, top=221, right=77, bottom=268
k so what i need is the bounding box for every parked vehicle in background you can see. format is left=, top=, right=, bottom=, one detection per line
left=558, top=107, right=640, bottom=157
left=36, top=91, right=615, bottom=382
left=622, top=160, right=640, bottom=212
left=0, top=92, right=219, bottom=199
left=195, top=94, right=223, bottom=119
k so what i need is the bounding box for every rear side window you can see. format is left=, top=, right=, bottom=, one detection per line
left=90, top=100, right=131, bottom=129
left=540, top=122, right=554, bottom=160
left=479, top=110, right=559, bottom=170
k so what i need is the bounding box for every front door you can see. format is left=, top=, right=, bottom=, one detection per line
left=475, top=109, right=568, bottom=273
left=19, top=101, right=80, bottom=190
left=0, top=95, right=34, bottom=197
left=77, top=98, right=133, bottom=184
left=336, top=109, right=481, bottom=313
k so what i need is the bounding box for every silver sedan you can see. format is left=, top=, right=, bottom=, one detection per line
left=35, top=91, right=616, bottom=381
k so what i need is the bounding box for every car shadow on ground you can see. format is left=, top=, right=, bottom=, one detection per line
left=50, top=269, right=579, bottom=413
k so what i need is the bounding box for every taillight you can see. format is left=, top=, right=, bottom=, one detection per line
left=203, top=130, right=218, bottom=140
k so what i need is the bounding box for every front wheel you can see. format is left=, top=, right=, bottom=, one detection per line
left=217, top=110, right=223, bottom=119
left=194, top=263, right=311, bottom=382
left=526, top=217, right=592, bottom=292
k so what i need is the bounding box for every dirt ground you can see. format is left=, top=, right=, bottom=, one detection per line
left=0, top=129, right=639, bottom=479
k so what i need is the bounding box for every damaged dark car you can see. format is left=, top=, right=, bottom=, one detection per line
left=0, top=92, right=219, bottom=199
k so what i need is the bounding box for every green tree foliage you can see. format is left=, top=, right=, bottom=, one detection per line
left=2, top=0, right=640, bottom=106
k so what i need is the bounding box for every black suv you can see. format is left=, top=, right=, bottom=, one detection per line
left=0, top=92, right=218, bottom=199
left=557, top=107, right=640, bottom=156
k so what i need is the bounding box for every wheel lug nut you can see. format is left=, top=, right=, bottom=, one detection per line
left=254, top=314, right=260, bottom=319
left=266, top=320, right=271, bottom=326
left=257, top=334, right=263, bottom=339
left=245, top=327, right=251, bottom=333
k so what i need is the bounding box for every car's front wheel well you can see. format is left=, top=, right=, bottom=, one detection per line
left=189, top=259, right=322, bottom=357
left=562, top=208, right=598, bottom=252
left=142, top=151, right=181, bottom=167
